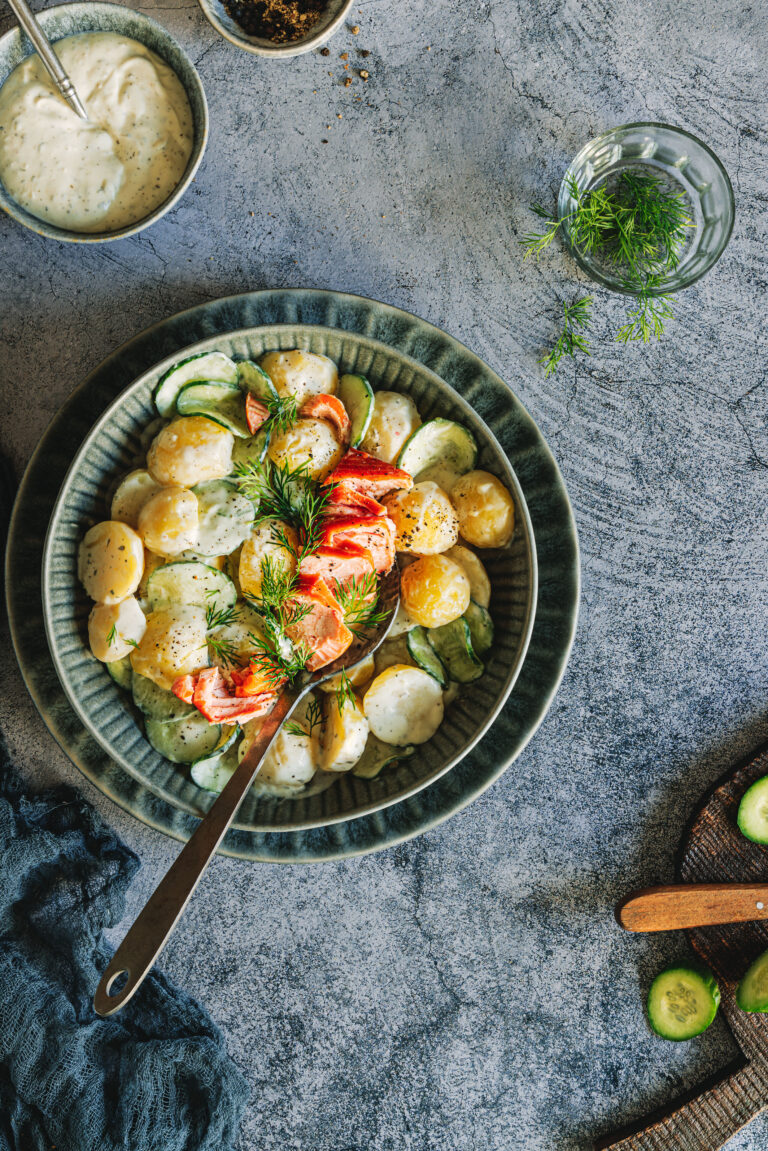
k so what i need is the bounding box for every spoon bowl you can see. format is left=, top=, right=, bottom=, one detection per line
left=94, top=562, right=401, bottom=1017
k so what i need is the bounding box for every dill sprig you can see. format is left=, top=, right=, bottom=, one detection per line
left=247, top=615, right=310, bottom=690
left=616, top=275, right=674, bottom=344
left=285, top=696, right=323, bottom=738
left=235, top=458, right=334, bottom=562
left=205, top=601, right=242, bottom=668
left=333, top=572, right=388, bottom=640
left=538, top=297, right=593, bottom=378
left=266, top=394, right=300, bottom=435
left=106, top=623, right=117, bottom=647
left=334, top=669, right=357, bottom=715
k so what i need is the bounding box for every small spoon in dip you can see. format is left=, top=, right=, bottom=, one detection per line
left=5, top=0, right=88, bottom=118
left=93, top=561, right=401, bottom=1017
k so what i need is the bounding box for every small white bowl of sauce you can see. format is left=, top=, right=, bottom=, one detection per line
left=0, top=2, right=208, bottom=242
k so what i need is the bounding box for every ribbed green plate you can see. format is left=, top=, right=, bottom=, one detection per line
left=6, top=290, right=579, bottom=861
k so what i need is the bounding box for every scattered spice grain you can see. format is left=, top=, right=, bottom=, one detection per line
left=350, top=23, right=359, bottom=32
left=320, top=45, right=330, bottom=54
left=340, top=51, right=348, bottom=59
left=359, top=48, right=370, bottom=56
left=343, top=76, right=352, bottom=85
left=359, top=68, right=369, bottom=79
left=224, top=0, right=326, bottom=42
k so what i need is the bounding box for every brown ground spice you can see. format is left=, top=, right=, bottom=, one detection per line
left=224, top=0, right=325, bottom=42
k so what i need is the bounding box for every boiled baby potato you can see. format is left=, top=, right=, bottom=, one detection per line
left=110, top=469, right=161, bottom=528
left=451, top=470, right=515, bottom=548
left=239, top=696, right=319, bottom=789
left=88, top=595, right=147, bottom=662
left=138, top=486, right=199, bottom=556
left=129, top=605, right=208, bottom=690
left=401, top=554, right=470, bottom=629
left=361, top=391, right=421, bottom=464
left=78, top=520, right=144, bottom=605
left=364, top=665, right=444, bottom=745
left=384, top=480, right=460, bottom=555
left=319, top=654, right=375, bottom=694
left=444, top=545, right=491, bottom=608
left=147, top=416, right=234, bottom=487
left=320, top=692, right=369, bottom=772
left=268, top=417, right=344, bottom=481
left=259, top=349, right=338, bottom=403
left=239, top=520, right=298, bottom=599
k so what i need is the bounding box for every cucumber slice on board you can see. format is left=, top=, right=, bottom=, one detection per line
left=351, top=735, right=415, bottom=780
left=191, top=734, right=240, bottom=792
left=106, top=656, right=133, bottom=691
left=192, top=480, right=255, bottom=556
left=737, top=948, right=768, bottom=1012
left=737, top=776, right=768, bottom=844
left=407, top=627, right=448, bottom=687
left=238, top=360, right=278, bottom=403
left=145, top=713, right=222, bottom=764
left=463, top=600, right=494, bottom=656
left=147, top=561, right=236, bottom=613
left=231, top=427, right=270, bottom=476
left=426, top=618, right=484, bottom=683
left=647, top=966, right=720, bottom=1040
left=132, top=673, right=196, bottom=722
left=397, top=418, right=477, bottom=489
left=175, top=381, right=250, bottom=438
left=154, top=352, right=239, bottom=417
left=338, top=373, right=374, bottom=448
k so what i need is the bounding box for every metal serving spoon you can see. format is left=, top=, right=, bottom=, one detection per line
left=6, top=0, right=88, bottom=119
left=94, top=562, right=400, bottom=1017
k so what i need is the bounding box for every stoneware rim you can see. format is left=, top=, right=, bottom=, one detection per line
left=0, top=2, right=209, bottom=243
left=196, top=0, right=353, bottom=58
left=6, top=288, right=580, bottom=862
left=41, top=323, right=538, bottom=831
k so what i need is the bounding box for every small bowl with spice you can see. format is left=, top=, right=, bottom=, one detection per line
left=557, top=122, right=735, bottom=296
left=197, top=0, right=353, bottom=56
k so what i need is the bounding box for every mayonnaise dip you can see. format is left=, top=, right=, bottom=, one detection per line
left=0, top=32, right=194, bottom=233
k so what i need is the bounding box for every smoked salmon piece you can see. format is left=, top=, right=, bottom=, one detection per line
left=245, top=393, right=270, bottom=435
left=172, top=666, right=277, bottom=725
left=323, top=448, right=413, bottom=501
left=231, top=664, right=287, bottom=697
left=286, top=574, right=354, bottom=671
left=299, top=542, right=375, bottom=585
left=321, top=515, right=396, bottom=574
left=300, top=394, right=350, bottom=445
left=323, top=481, right=387, bottom=519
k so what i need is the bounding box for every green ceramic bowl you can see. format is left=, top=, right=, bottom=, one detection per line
left=0, top=2, right=208, bottom=242
left=42, top=324, right=537, bottom=832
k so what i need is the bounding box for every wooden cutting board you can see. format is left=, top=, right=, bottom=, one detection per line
left=596, top=745, right=768, bottom=1150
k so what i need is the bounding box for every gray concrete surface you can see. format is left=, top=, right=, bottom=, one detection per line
left=2, top=0, right=768, bottom=1146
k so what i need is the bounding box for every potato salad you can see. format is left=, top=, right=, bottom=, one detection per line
left=78, top=348, right=516, bottom=797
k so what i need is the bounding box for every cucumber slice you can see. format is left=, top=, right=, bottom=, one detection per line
left=397, top=418, right=478, bottom=486
left=147, top=561, right=236, bottom=613
left=176, top=381, right=249, bottom=438
left=463, top=601, right=494, bottom=656
left=338, top=373, right=374, bottom=448
left=737, top=948, right=768, bottom=1012
left=106, top=656, right=133, bottom=691
left=426, top=618, right=484, bottom=683
left=145, top=713, right=222, bottom=764
left=237, top=360, right=278, bottom=403
left=192, top=480, right=254, bottom=556
left=132, top=672, right=196, bottom=721
left=155, top=351, right=239, bottom=417
left=352, top=735, right=415, bottom=780
left=737, top=776, right=768, bottom=844
left=647, top=966, right=720, bottom=1039
left=407, top=627, right=448, bottom=686
left=232, top=425, right=270, bottom=470
left=191, top=735, right=240, bottom=792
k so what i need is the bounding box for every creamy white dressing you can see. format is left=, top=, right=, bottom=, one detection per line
left=0, top=32, right=193, bottom=232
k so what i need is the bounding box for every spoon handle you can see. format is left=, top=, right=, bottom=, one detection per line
left=93, top=687, right=302, bottom=1017
left=5, top=0, right=88, bottom=118
left=616, top=883, right=768, bottom=933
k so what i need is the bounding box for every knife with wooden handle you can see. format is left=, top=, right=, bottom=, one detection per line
left=617, top=883, right=768, bottom=932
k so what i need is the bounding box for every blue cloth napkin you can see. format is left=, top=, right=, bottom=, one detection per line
left=0, top=730, right=249, bottom=1151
